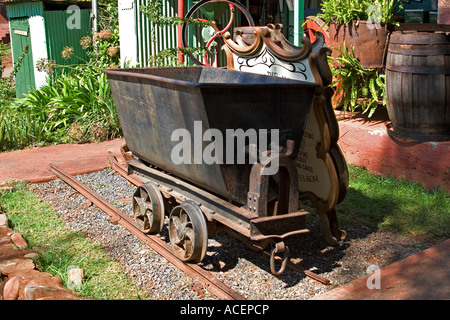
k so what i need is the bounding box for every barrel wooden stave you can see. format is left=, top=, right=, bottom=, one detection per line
left=386, top=31, right=450, bottom=138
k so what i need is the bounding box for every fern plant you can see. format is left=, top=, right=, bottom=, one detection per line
left=329, top=44, right=386, bottom=117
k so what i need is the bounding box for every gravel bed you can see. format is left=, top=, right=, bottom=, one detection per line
left=32, top=169, right=434, bottom=300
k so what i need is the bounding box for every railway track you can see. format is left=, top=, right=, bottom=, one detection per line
left=48, top=153, right=329, bottom=300
left=49, top=163, right=245, bottom=300
left=106, top=153, right=330, bottom=285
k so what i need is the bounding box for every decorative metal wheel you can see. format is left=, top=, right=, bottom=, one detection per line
left=182, top=0, right=255, bottom=66
left=133, top=182, right=165, bottom=234
left=168, top=201, right=208, bottom=263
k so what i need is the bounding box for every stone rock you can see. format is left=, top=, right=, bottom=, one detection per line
left=0, top=241, right=39, bottom=262
left=0, top=237, right=11, bottom=246
left=10, top=233, right=28, bottom=249
left=24, top=252, right=40, bottom=260
left=3, top=275, right=24, bottom=300
left=18, top=270, right=64, bottom=290
left=0, top=224, right=11, bottom=237
left=0, top=258, right=35, bottom=276
left=4, top=269, right=73, bottom=300
left=24, top=285, right=79, bottom=300
left=0, top=214, right=7, bottom=226
left=67, top=267, right=84, bottom=289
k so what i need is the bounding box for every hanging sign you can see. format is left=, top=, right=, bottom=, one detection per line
left=14, top=29, right=28, bottom=36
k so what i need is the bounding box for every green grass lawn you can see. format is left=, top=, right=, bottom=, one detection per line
left=335, top=165, right=449, bottom=240
left=0, top=183, right=151, bottom=300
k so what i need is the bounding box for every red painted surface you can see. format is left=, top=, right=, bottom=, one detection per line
left=312, top=239, right=450, bottom=300
left=337, top=111, right=450, bottom=192
left=0, top=139, right=124, bottom=186
left=177, top=0, right=184, bottom=64
left=0, top=4, right=9, bottom=43
left=0, top=112, right=447, bottom=191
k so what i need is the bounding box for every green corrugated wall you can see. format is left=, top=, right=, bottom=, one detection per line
left=135, top=0, right=240, bottom=67
left=6, top=1, right=91, bottom=96
left=9, top=17, right=35, bottom=97
left=44, top=9, right=91, bottom=67
left=6, top=1, right=44, bottom=19
left=135, top=0, right=179, bottom=66
left=7, top=1, right=92, bottom=68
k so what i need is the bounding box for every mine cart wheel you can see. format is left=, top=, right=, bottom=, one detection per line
left=168, top=201, right=208, bottom=263
left=133, top=182, right=165, bottom=234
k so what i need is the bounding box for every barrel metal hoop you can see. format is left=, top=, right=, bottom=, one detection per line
left=390, top=32, right=450, bottom=46
left=386, top=63, right=450, bottom=75
left=388, top=45, right=450, bottom=56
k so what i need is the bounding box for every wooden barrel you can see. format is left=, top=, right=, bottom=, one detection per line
left=386, top=31, right=450, bottom=139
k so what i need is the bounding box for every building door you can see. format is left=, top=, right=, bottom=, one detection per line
left=10, top=17, right=35, bottom=98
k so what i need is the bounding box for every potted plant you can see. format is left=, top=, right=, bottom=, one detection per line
left=317, top=0, right=399, bottom=68
left=329, top=43, right=386, bottom=117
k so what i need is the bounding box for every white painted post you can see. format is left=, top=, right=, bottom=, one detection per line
left=118, top=0, right=138, bottom=67
left=293, top=0, right=304, bottom=47
left=28, top=15, right=48, bottom=88
left=92, top=0, right=98, bottom=33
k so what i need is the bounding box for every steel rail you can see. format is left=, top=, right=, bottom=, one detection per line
left=49, top=164, right=245, bottom=300
left=108, top=154, right=331, bottom=286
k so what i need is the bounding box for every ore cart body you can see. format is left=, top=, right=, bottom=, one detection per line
left=105, top=66, right=319, bottom=275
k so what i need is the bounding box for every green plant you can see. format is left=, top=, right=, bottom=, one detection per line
left=77, top=2, right=121, bottom=67
left=0, top=106, right=48, bottom=151
left=10, top=59, right=121, bottom=144
left=0, top=45, right=49, bottom=151
left=0, top=43, right=29, bottom=106
left=318, top=0, right=399, bottom=26
left=330, top=44, right=386, bottom=117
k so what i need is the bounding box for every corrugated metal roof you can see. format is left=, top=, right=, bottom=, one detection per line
left=6, top=1, right=44, bottom=18
left=1, top=0, right=92, bottom=9
left=5, top=0, right=92, bottom=19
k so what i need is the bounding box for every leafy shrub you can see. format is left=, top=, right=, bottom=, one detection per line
left=0, top=42, right=27, bottom=106
left=9, top=60, right=120, bottom=145
left=0, top=44, right=45, bottom=151
left=318, top=0, right=399, bottom=26
left=329, top=44, right=386, bottom=117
